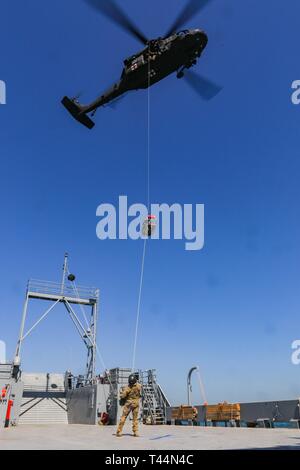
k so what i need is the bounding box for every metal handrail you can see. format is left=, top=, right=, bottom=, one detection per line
left=142, top=386, right=156, bottom=424
left=140, top=369, right=169, bottom=424
left=27, top=279, right=99, bottom=300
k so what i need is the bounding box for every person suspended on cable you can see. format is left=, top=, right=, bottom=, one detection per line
left=142, top=215, right=156, bottom=238
left=116, top=374, right=142, bottom=437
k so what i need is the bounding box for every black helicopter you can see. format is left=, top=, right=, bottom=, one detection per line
left=62, top=0, right=221, bottom=129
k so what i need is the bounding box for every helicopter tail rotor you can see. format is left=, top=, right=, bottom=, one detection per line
left=61, top=96, right=95, bottom=129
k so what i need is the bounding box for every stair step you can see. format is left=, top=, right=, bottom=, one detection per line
left=19, top=373, right=68, bottom=425
left=142, top=378, right=168, bottom=425
left=19, top=397, right=68, bottom=425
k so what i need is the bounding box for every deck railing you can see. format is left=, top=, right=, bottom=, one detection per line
left=27, top=279, right=99, bottom=301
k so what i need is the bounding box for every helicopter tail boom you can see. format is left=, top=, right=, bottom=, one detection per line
left=61, top=96, right=95, bottom=129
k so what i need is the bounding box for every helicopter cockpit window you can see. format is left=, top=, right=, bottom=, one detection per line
left=178, top=30, right=189, bottom=36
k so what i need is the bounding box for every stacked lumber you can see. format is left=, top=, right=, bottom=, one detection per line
left=205, top=402, right=240, bottom=421
left=171, top=405, right=198, bottom=420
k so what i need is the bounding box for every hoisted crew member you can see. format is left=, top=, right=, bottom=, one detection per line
left=116, top=374, right=142, bottom=437
left=142, top=215, right=156, bottom=237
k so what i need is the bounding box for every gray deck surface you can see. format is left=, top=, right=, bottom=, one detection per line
left=1, top=424, right=300, bottom=450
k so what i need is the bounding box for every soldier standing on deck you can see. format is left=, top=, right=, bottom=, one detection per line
left=116, top=374, right=142, bottom=437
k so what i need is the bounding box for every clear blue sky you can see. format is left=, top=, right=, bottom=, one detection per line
left=1, top=0, right=300, bottom=405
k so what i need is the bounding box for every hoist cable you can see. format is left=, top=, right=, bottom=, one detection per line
left=131, top=51, right=152, bottom=371
left=147, top=53, right=151, bottom=213
left=131, top=237, right=147, bottom=371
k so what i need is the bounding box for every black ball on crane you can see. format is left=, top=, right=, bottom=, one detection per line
left=68, top=274, right=76, bottom=282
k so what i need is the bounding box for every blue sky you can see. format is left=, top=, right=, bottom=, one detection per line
left=1, top=0, right=300, bottom=405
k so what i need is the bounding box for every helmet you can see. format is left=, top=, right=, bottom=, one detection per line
left=128, top=374, right=137, bottom=386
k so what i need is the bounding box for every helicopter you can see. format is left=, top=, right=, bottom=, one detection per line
left=62, top=0, right=221, bottom=129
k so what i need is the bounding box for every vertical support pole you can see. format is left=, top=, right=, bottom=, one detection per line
left=61, top=253, right=68, bottom=295
left=87, top=305, right=94, bottom=382
left=85, top=303, right=92, bottom=382
left=92, top=292, right=99, bottom=380
left=15, top=291, right=29, bottom=360
left=85, top=293, right=98, bottom=382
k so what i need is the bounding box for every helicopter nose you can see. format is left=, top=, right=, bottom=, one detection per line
left=195, top=29, right=208, bottom=47
left=194, top=30, right=208, bottom=48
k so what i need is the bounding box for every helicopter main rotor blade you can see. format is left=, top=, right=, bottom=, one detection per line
left=184, top=70, right=222, bottom=100
left=84, top=0, right=148, bottom=45
left=165, top=0, right=213, bottom=37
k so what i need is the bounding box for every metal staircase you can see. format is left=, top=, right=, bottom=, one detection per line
left=140, top=370, right=170, bottom=425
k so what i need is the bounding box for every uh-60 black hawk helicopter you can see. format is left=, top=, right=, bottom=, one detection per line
left=62, top=0, right=221, bottom=129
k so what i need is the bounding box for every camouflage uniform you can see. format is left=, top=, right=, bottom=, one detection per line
left=116, top=382, right=142, bottom=436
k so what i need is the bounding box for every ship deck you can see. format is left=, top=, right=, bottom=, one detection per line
left=1, top=424, right=300, bottom=450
